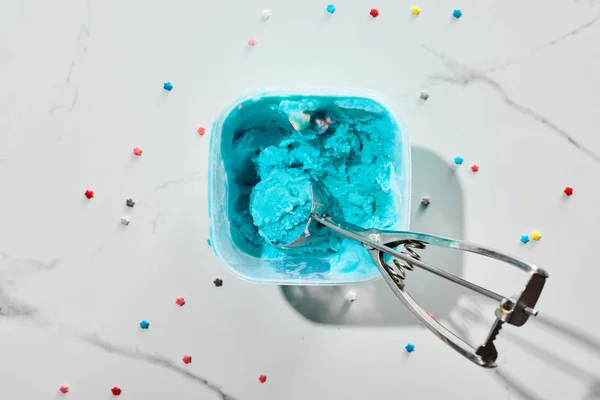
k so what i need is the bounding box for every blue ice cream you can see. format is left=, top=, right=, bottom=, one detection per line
left=221, top=95, right=404, bottom=274
left=249, top=168, right=312, bottom=245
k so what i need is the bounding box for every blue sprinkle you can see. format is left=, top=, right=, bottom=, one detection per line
left=520, top=234, right=530, bottom=244
left=405, top=343, right=415, bottom=353
left=139, top=319, right=150, bottom=329
left=163, top=81, right=174, bottom=91
left=326, top=4, right=336, bottom=13
left=207, top=239, right=211, bottom=247
left=452, top=9, right=462, bottom=18
left=454, top=155, right=464, bottom=165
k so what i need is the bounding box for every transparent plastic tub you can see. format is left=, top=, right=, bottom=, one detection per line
left=208, top=88, right=411, bottom=285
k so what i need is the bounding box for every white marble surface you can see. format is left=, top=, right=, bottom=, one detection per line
left=1, top=0, right=600, bottom=398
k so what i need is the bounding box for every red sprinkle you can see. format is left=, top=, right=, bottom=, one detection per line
left=369, top=8, right=379, bottom=17
left=182, top=354, right=192, bottom=364
left=564, top=186, right=573, bottom=196
left=175, top=297, right=186, bottom=306
left=84, top=189, right=94, bottom=199
left=59, top=385, right=69, bottom=394
left=197, top=126, right=206, bottom=136
left=111, top=386, right=122, bottom=396
left=471, top=164, right=479, bottom=172
left=258, top=375, right=267, bottom=383
left=133, top=146, right=143, bottom=156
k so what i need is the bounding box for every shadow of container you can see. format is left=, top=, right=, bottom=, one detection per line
left=280, top=146, right=466, bottom=326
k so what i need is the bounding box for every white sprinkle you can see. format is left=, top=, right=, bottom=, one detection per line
left=121, top=216, right=131, bottom=226
left=347, top=291, right=357, bottom=302
left=262, top=8, right=272, bottom=19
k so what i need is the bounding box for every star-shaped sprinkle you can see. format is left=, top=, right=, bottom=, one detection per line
left=421, top=196, right=431, bottom=206
left=258, top=375, right=267, bottom=383
left=369, top=8, right=379, bottom=17
left=163, top=81, right=173, bottom=91
left=520, top=234, right=530, bottom=244
left=471, top=164, right=479, bottom=172
left=197, top=126, right=206, bottom=136
left=120, top=216, right=131, bottom=226
left=419, top=91, right=429, bottom=100
left=262, top=8, right=272, bottom=19
left=564, top=186, right=573, bottom=196
left=133, top=146, right=143, bottom=156
left=411, top=5, right=420, bottom=15
left=84, top=189, right=94, bottom=199
left=531, top=230, right=542, bottom=241
left=405, top=343, right=415, bottom=352
left=213, top=278, right=223, bottom=287
left=327, top=3, right=336, bottom=13
left=182, top=354, right=192, bottom=364
left=347, top=291, right=357, bottom=302
left=111, top=386, right=122, bottom=396
left=454, top=155, right=464, bottom=165
left=126, top=198, right=135, bottom=207
left=248, top=38, right=258, bottom=46
left=139, top=319, right=150, bottom=329
left=175, top=297, right=186, bottom=306
left=59, top=385, right=69, bottom=394
left=453, top=9, right=462, bottom=18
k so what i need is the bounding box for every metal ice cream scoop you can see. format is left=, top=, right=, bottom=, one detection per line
left=278, top=180, right=548, bottom=368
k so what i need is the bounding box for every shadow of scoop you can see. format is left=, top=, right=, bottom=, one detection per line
left=493, top=314, right=600, bottom=400
left=280, top=146, right=466, bottom=326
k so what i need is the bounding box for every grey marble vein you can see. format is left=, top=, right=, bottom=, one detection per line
left=80, top=334, right=236, bottom=400
left=153, top=175, right=204, bottom=191
left=547, top=14, right=600, bottom=46
left=0, top=287, right=37, bottom=318
left=65, top=61, right=76, bottom=85
left=55, top=0, right=92, bottom=115
left=423, top=46, right=600, bottom=164
left=70, top=89, right=79, bottom=110
left=152, top=212, right=166, bottom=234
left=487, top=14, right=600, bottom=73
left=0, top=251, right=61, bottom=277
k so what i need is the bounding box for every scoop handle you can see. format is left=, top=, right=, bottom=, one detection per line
left=310, top=213, right=548, bottom=368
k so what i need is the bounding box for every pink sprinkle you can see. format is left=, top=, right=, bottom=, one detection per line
left=197, top=126, right=206, bottom=136
left=248, top=38, right=258, bottom=46
left=133, top=146, right=143, bottom=156
left=175, top=297, right=185, bottom=306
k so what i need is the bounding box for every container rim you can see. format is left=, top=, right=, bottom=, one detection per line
left=207, top=87, right=412, bottom=285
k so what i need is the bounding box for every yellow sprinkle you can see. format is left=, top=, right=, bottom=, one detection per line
left=531, top=230, right=542, bottom=241
left=411, top=5, right=421, bottom=15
